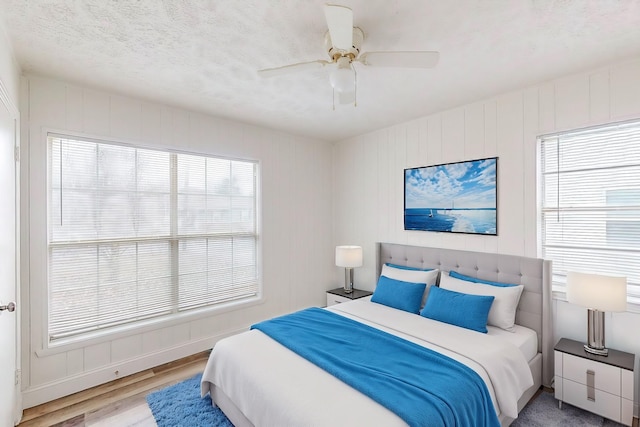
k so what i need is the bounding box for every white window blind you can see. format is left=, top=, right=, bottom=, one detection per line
left=540, top=121, right=640, bottom=304
left=48, top=134, right=259, bottom=341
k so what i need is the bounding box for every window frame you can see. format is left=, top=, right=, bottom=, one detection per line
left=39, top=131, right=264, bottom=352
left=538, top=119, right=640, bottom=310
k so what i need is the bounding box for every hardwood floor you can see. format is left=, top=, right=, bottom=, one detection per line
left=17, top=351, right=210, bottom=427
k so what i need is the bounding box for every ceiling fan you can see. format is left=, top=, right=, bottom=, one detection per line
left=258, top=3, right=440, bottom=107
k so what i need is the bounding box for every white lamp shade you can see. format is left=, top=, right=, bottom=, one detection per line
left=335, top=245, right=363, bottom=268
left=566, top=271, right=627, bottom=312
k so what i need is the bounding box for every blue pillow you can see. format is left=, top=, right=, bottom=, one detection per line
left=449, top=271, right=517, bottom=288
left=385, top=263, right=433, bottom=271
left=371, top=276, right=426, bottom=314
left=420, top=286, right=494, bottom=333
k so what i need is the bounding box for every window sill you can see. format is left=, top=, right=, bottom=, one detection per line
left=35, top=294, right=266, bottom=358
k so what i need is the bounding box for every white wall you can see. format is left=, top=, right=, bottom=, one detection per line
left=20, top=76, right=334, bottom=407
left=0, top=13, right=19, bottom=108
left=333, top=57, right=640, bottom=413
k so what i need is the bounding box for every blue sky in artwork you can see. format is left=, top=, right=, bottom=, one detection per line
left=405, top=158, right=497, bottom=209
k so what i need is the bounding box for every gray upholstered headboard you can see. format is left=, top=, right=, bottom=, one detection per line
left=376, top=242, right=553, bottom=387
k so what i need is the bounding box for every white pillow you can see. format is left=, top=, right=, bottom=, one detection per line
left=438, top=272, right=523, bottom=331
left=381, top=264, right=439, bottom=308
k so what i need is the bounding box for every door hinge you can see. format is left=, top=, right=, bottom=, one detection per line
left=14, top=146, right=20, bottom=162
left=14, top=369, right=20, bottom=385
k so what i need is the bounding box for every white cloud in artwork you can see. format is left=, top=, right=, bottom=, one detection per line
left=405, top=158, right=497, bottom=209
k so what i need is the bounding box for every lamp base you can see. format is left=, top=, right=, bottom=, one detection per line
left=584, top=344, right=609, bottom=356
left=343, top=267, right=354, bottom=294
left=586, top=309, right=608, bottom=356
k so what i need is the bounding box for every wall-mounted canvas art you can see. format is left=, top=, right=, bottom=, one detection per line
left=404, top=157, right=497, bottom=235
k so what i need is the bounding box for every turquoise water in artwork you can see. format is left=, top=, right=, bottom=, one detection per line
left=404, top=208, right=497, bottom=235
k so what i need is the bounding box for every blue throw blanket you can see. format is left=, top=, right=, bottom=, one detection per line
left=251, top=307, right=499, bottom=427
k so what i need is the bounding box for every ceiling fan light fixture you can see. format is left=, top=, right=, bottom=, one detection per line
left=329, top=62, right=354, bottom=93
left=329, top=67, right=354, bottom=92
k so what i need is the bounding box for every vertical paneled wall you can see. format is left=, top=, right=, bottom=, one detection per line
left=333, top=56, right=640, bottom=288
left=332, top=57, right=640, bottom=414
left=21, top=76, right=333, bottom=407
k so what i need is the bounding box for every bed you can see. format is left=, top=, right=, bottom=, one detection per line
left=201, top=242, right=553, bottom=426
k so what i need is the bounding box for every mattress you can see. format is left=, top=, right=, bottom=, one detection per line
left=202, top=298, right=534, bottom=426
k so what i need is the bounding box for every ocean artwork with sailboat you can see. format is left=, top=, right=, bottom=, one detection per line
left=404, top=158, right=498, bottom=235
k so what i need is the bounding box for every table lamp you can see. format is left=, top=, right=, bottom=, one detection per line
left=335, top=245, right=363, bottom=293
left=566, top=271, right=627, bottom=356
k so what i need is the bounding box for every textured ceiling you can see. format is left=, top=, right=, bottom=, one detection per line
left=1, top=1, right=640, bottom=142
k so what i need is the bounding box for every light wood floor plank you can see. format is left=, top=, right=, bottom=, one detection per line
left=20, top=370, right=156, bottom=422
left=18, top=351, right=209, bottom=427
left=85, top=396, right=156, bottom=427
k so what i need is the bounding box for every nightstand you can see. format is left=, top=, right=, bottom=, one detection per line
left=326, top=288, right=373, bottom=306
left=554, top=338, right=635, bottom=426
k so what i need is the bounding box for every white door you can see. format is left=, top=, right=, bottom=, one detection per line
left=0, top=98, right=19, bottom=425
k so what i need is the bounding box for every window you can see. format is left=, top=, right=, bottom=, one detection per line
left=48, top=134, right=259, bottom=342
left=540, top=121, right=640, bottom=304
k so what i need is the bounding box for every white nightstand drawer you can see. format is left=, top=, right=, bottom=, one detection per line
left=562, top=353, right=621, bottom=395
left=326, top=294, right=351, bottom=306
left=562, top=378, right=621, bottom=423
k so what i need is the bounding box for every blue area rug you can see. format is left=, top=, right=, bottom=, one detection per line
left=146, top=373, right=233, bottom=427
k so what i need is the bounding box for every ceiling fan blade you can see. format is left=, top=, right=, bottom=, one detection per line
left=258, top=60, right=332, bottom=78
left=338, top=90, right=355, bottom=105
left=324, top=4, right=353, bottom=50
left=358, top=51, right=440, bottom=68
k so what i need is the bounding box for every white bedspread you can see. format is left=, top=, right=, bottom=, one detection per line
left=201, top=299, right=534, bottom=426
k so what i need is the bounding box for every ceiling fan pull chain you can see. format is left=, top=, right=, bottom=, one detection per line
left=354, top=67, right=358, bottom=107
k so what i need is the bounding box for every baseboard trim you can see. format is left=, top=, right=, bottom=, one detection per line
left=22, top=327, right=244, bottom=408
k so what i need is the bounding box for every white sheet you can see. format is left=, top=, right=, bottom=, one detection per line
left=487, top=324, right=538, bottom=362
left=201, top=299, right=534, bottom=426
